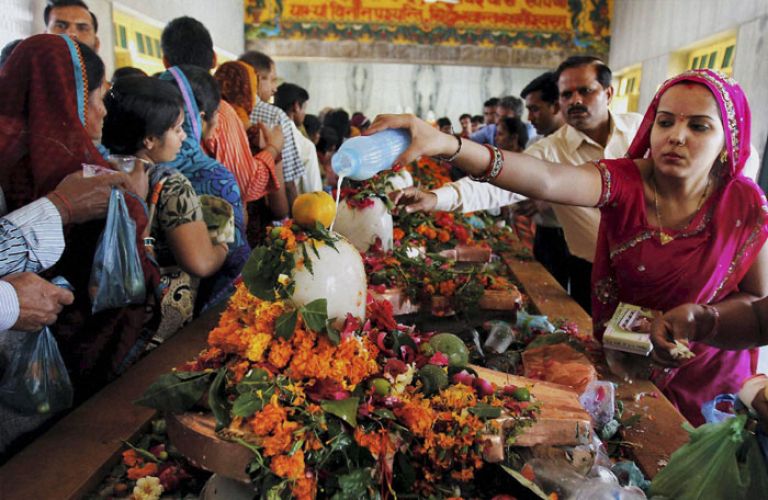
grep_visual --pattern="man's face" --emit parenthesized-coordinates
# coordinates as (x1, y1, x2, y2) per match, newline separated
(483, 105, 496, 125)
(293, 100, 307, 127)
(460, 117, 471, 132)
(557, 65, 612, 133)
(525, 90, 560, 136)
(258, 64, 279, 102)
(497, 105, 515, 120)
(46, 6, 99, 51)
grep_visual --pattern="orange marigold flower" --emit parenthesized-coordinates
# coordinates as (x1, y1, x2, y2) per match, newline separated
(438, 280, 457, 296)
(249, 397, 287, 436)
(291, 475, 317, 500)
(122, 449, 140, 467)
(126, 462, 158, 480)
(262, 423, 296, 456)
(229, 359, 251, 384)
(393, 227, 405, 241)
(438, 230, 451, 243)
(304, 432, 323, 452)
(395, 399, 436, 436)
(270, 450, 305, 479)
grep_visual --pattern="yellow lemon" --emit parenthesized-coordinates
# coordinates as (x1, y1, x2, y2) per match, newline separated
(292, 191, 336, 229)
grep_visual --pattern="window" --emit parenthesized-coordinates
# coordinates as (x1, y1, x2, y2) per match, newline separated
(611, 67, 641, 114)
(145, 35, 154, 56)
(119, 25, 127, 48)
(136, 32, 145, 53)
(154, 39, 162, 58)
(686, 36, 736, 76)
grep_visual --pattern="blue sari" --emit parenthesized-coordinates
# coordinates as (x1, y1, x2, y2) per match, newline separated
(159, 67, 249, 308)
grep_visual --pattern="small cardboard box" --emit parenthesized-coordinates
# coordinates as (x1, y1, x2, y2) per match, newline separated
(602, 302, 656, 356)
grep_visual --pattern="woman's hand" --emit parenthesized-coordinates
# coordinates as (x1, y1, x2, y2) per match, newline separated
(366, 114, 457, 166)
(650, 303, 714, 366)
(259, 123, 284, 153)
(389, 187, 437, 213)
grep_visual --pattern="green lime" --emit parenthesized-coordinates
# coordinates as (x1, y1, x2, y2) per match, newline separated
(418, 364, 450, 396)
(370, 378, 391, 396)
(512, 387, 531, 402)
(270, 227, 282, 239)
(428, 333, 469, 368)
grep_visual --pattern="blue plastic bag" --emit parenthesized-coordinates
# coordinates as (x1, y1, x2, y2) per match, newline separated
(89, 188, 146, 312)
(0, 326, 73, 414)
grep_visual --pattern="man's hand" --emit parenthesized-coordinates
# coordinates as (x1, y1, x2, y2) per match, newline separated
(512, 199, 538, 217)
(389, 187, 438, 213)
(4, 273, 74, 332)
(48, 171, 132, 224)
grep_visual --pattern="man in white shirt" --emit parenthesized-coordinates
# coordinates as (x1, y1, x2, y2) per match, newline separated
(396, 57, 643, 312)
(274, 82, 323, 194)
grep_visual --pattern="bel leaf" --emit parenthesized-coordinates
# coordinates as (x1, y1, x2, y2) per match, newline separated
(275, 309, 298, 340)
(468, 403, 502, 420)
(332, 469, 374, 500)
(500, 465, 550, 500)
(325, 318, 341, 346)
(321, 397, 359, 427)
(134, 371, 212, 412)
(241, 246, 279, 300)
(232, 392, 266, 417)
(208, 367, 231, 431)
(300, 298, 328, 333)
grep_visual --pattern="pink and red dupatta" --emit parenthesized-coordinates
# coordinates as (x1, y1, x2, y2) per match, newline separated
(591, 70, 768, 425)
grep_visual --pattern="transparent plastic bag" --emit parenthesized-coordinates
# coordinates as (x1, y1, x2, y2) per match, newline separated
(0, 326, 73, 414)
(89, 188, 146, 312)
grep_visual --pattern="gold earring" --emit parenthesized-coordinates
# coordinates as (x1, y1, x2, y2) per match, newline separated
(720, 150, 728, 164)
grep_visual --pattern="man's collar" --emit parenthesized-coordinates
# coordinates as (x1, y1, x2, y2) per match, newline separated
(563, 109, 623, 152)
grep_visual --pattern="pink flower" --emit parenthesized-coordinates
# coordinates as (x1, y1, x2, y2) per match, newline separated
(428, 351, 449, 366)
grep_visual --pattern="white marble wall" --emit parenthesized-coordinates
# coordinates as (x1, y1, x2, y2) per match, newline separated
(611, 0, 768, 159)
(276, 60, 544, 126)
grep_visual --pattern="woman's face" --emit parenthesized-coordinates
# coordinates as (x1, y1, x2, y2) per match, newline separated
(495, 122, 520, 152)
(201, 109, 220, 142)
(650, 83, 725, 179)
(85, 78, 108, 141)
(145, 110, 186, 164)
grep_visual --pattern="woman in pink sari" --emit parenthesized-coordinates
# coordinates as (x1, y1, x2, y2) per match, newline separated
(373, 69, 768, 426)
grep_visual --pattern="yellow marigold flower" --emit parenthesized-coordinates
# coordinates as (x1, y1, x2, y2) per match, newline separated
(395, 399, 436, 436)
(133, 476, 163, 500)
(246, 331, 272, 362)
(277, 273, 291, 286)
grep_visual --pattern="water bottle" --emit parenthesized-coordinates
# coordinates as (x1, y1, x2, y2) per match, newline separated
(331, 129, 410, 181)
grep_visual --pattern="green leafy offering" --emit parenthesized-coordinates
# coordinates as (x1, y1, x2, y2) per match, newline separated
(332, 469, 376, 500)
(208, 367, 231, 430)
(275, 309, 298, 340)
(500, 465, 550, 499)
(321, 397, 360, 427)
(134, 371, 213, 412)
(468, 403, 502, 420)
(300, 298, 328, 333)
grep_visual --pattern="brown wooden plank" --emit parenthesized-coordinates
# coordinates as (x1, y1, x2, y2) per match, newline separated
(501, 252, 689, 479)
(0, 305, 223, 500)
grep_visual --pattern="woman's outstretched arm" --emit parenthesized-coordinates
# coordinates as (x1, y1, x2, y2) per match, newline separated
(367, 114, 604, 208)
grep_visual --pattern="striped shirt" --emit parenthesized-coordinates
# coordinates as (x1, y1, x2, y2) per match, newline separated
(204, 100, 279, 203)
(250, 98, 305, 182)
(0, 197, 65, 330)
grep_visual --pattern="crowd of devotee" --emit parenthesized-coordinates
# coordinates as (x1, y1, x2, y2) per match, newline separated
(2, 0, 768, 476)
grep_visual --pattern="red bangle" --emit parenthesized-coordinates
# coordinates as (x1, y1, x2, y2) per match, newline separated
(470, 144, 504, 182)
(49, 191, 73, 223)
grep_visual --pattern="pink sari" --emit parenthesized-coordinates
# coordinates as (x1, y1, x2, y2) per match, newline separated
(591, 70, 768, 426)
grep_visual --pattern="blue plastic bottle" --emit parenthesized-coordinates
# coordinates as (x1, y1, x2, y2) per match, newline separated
(331, 129, 410, 181)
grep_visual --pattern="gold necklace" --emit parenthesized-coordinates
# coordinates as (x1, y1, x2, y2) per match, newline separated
(652, 173, 711, 245)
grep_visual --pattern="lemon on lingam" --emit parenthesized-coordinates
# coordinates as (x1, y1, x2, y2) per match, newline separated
(292, 191, 336, 229)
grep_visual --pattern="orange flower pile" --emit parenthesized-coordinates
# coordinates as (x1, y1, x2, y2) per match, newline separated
(408, 156, 452, 189)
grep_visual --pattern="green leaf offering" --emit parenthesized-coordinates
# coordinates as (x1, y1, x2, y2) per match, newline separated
(468, 403, 502, 420)
(208, 367, 230, 431)
(232, 391, 267, 418)
(242, 246, 279, 300)
(321, 397, 359, 427)
(134, 371, 213, 412)
(325, 318, 341, 346)
(300, 298, 328, 333)
(332, 468, 375, 499)
(275, 309, 298, 340)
